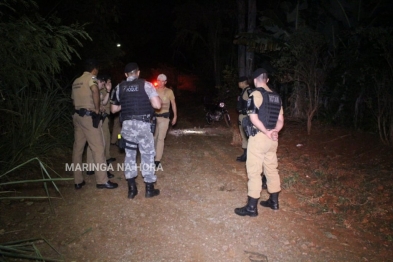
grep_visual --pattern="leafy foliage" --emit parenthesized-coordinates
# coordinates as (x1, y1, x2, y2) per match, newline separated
(0, 1, 88, 172)
(273, 28, 330, 134)
(0, 88, 73, 171)
(0, 0, 90, 94)
(234, 0, 393, 142)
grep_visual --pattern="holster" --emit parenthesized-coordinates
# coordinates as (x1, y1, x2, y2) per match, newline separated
(241, 116, 258, 137)
(92, 112, 101, 128)
(75, 108, 99, 128)
(118, 135, 138, 151)
(101, 112, 108, 123)
(150, 116, 157, 134)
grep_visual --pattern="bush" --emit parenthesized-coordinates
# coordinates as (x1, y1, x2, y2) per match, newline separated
(0, 87, 73, 173)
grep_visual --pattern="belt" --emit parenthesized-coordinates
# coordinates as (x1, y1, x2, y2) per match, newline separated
(128, 115, 151, 122)
(75, 108, 94, 116)
(155, 112, 170, 118)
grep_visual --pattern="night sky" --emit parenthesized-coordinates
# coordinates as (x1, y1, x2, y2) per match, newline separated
(28, 0, 393, 87)
(34, 0, 178, 70)
(112, 0, 177, 67)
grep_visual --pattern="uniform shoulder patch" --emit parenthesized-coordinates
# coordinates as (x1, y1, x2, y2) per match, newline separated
(92, 76, 98, 86)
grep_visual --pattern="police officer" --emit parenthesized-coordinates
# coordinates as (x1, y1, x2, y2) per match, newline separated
(111, 63, 162, 199)
(236, 76, 268, 189)
(71, 59, 118, 190)
(154, 74, 177, 168)
(234, 68, 284, 217)
(98, 75, 116, 163)
(85, 75, 115, 178)
(236, 76, 252, 162)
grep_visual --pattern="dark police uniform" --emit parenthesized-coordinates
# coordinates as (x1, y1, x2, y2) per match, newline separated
(111, 63, 160, 199)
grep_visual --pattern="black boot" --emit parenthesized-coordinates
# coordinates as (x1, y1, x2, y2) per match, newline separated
(236, 149, 247, 162)
(260, 192, 279, 210)
(145, 182, 160, 198)
(127, 178, 138, 199)
(107, 171, 114, 179)
(234, 196, 259, 217)
(262, 174, 267, 190)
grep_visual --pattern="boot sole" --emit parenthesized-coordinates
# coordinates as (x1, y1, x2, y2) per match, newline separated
(145, 191, 160, 198)
(260, 204, 279, 210)
(128, 193, 138, 199)
(234, 209, 258, 217)
(145, 194, 160, 198)
(235, 213, 258, 217)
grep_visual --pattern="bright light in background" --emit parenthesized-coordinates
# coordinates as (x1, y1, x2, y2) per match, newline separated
(116, 43, 121, 47)
(153, 81, 158, 87)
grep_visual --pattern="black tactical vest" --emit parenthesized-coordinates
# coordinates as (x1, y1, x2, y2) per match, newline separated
(119, 79, 153, 122)
(236, 87, 252, 114)
(255, 88, 282, 129)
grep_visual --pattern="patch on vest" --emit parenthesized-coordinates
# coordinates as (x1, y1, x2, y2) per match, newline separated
(125, 85, 139, 92)
(268, 94, 280, 104)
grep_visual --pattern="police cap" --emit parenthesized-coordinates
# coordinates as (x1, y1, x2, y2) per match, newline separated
(252, 68, 268, 79)
(124, 63, 139, 73)
(238, 76, 248, 83)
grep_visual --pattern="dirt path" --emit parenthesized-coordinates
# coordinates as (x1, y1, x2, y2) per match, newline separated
(1, 109, 392, 261)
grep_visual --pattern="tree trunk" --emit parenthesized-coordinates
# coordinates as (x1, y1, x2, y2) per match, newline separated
(307, 114, 312, 135)
(307, 109, 316, 135)
(246, 0, 256, 76)
(212, 21, 221, 87)
(388, 117, 393, 146)
(237, 0, 246, 76)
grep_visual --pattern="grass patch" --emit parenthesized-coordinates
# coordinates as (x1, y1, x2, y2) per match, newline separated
(1, 158, 73, 213)
(0, 237, 64, 261)
(282, 172, 299, 189)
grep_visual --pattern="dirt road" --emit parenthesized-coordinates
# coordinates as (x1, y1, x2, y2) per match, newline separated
(1, 107, 392, 262)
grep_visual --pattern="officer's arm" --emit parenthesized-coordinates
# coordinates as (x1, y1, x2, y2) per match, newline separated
(102, 81, 112, 105)
(249, 114, 268, 134)
(102, 92, 110, 106)
(110, 85, 121, 113)
(170, 99, 177, 125)
(111, 104, 121, 114)
(90, 85, 100, 114)
(275, 114, 284, 132)
(250, 114, 276, 140)
(150, 96, 162, 110)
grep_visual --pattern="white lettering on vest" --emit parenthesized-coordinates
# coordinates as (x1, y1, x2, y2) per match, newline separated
(126, 85, 139, 92)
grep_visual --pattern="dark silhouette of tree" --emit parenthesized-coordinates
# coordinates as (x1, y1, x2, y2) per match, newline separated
(173, 0, 236, 88)
(236, 0, 256, 77)
(233, 0, 393, 140)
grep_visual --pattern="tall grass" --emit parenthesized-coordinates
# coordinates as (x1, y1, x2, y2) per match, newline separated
(0, 157, 73, 216)
(0, 87, 73, 175)
(0, 237, 64, 261)
(0, 88, 74, 260)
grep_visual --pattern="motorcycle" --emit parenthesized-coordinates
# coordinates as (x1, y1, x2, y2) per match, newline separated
(203, 91, 231, 127)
